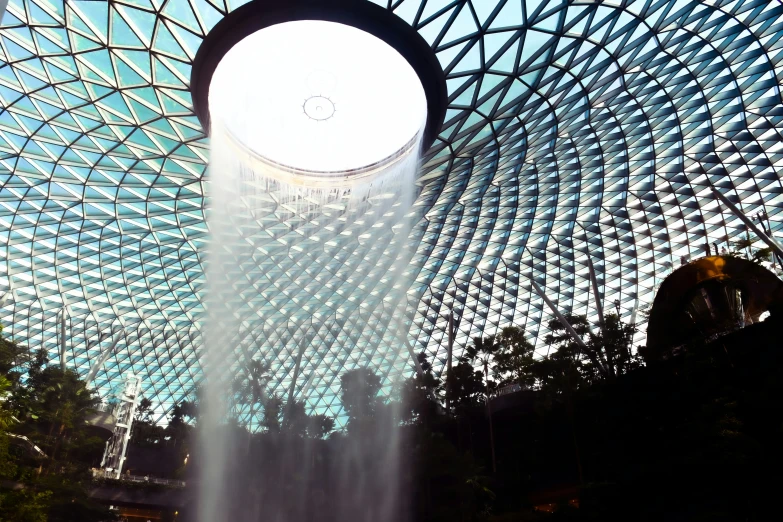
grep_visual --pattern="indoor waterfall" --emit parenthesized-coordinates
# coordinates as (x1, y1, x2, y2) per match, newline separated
(198, 121, 422, 521)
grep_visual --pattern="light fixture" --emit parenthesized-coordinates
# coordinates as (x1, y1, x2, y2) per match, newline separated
(191, 0, 447, 190)
(208, 21, 427, 188)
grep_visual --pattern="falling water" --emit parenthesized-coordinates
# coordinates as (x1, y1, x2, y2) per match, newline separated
(198, 118, 422, 521)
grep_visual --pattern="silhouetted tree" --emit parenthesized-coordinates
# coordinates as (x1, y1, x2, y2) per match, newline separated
(542, 313, 640, 385)
(260, 394, 283, 433)
(340, 368, 383, 432)
(444, 359, 484, 412)
(398, 352, 441, 426)
(464, 335, 501, 473)
(234, 358, 271, 428)
(166, 399, 196, 446)
(131, 397, 165, 446)
(281, 400, 309, 437)
(586, 313, 641, 379)
(135, 397, 153, 422)
(0, 325, 25, 378)
(494, 326, 537, 389)
(306, 413, 334, 439)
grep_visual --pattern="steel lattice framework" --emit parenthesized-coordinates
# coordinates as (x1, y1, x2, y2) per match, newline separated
(1, 0, 782, 424)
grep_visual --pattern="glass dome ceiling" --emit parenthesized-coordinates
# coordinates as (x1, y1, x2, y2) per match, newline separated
(1, 0, 782, 425)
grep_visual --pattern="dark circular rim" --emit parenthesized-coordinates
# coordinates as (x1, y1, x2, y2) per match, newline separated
(190, 0, 447, 151)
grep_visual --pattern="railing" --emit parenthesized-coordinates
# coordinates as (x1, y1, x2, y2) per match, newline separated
(7, 433, 46, 456)
(91, 468, 186, 488)
(497, 383, 522, 396)
(120, 475, 186, 488)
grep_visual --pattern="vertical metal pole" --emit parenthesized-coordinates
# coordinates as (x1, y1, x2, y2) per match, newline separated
(445, 309, 454, 411)
(711, 187, 783, 258)
(288, 348, 304, 407)
(586, 254, 605, 330)
(629, 297, 639, 326)
(287, 325, 310, 408)
(298, 370, 319, 400)
(59, 311, 66, 369)
(54, 312, 59, 361)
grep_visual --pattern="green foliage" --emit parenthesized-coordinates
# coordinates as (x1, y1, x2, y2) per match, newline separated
(544, 314, 590, 348)
(0, 326, 26, 383)
(0, 324, 119, 522)
(529, 342, 585, 405)
(131, 397, 166, 446)
(0, 376, 15, 433)
(38, 474, 117, 522)
(450, 313, 639, 406)
(9, 348, 48, 422)
(168, 400, 197, 428)
(280, 400, 335, 439)
(586, 314, 642, 379)
(572, 325, 783, 520)
(463, 335, 501, 389)
(727, 231, 776, 268)
(0, 489, 51, 522)
(730, 234, 754, 257)
(260, 394, 283, 433)
(38, 367, 100, 433)
(0, 435, 17, 479)
(408, 430, 494, 522)
(135, 397, 153, 422)
(281, 400, 309, 437)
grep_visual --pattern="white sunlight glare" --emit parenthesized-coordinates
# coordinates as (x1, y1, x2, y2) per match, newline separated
(209, 20, 428, 173)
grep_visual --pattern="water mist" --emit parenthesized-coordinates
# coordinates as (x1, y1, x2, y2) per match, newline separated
(196, 20, 428, 522)
(199, 127, 426, 522)
(198, 126, 421, 522)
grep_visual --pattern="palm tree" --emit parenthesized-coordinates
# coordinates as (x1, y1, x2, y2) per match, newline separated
(261, 394, 283, 433)
(494, 326, 537, 389)
(464, 335, 501, 473)
(732, 232, 754, 259)
(306, 414, 334, 439)
(235, 359, 271, 430)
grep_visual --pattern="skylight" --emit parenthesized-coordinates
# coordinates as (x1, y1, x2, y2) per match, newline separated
(208, 21, 427, 185)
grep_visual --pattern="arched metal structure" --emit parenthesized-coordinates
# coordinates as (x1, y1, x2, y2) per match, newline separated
(646, 255, 783, 354)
